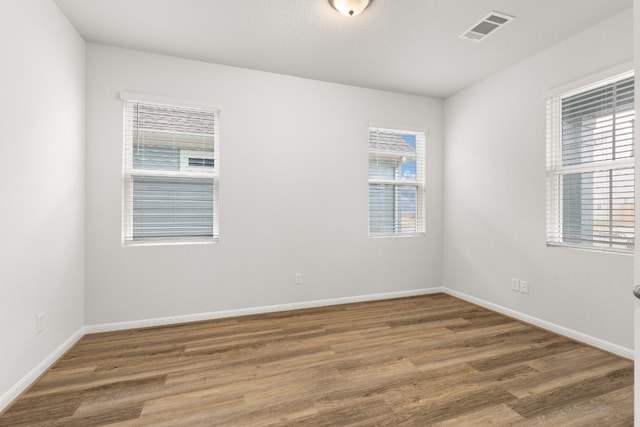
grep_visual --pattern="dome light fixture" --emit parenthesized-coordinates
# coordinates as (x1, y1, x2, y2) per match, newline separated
(328, 0, 370, 17)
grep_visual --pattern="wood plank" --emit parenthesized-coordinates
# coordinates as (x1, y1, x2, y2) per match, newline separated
(508, 366, 634, 419)
(0, 294, 633, 426)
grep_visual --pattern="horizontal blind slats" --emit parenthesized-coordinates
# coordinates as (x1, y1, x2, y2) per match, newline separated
(123, 99, 220, 243)
(368, 127, 425, 235)
(546, 74, 635, 252)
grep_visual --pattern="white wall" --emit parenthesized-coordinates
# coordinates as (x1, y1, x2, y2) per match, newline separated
(0, 0, 85, 403)
(85, 44, 444, 326)
(443, 10, 634, 351)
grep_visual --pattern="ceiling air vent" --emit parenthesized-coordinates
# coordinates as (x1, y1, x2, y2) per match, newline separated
(460, 11, 515, 42)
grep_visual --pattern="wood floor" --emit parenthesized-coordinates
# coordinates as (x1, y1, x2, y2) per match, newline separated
(0, 294, 633, 426)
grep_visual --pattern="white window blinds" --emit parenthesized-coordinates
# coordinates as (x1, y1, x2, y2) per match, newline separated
(546, 72, 634, 252)
(369, 127, 426, 236)
(123, 98, 219, 244)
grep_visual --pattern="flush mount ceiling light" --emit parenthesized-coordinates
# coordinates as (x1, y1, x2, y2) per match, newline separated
(329, 0, 370, 17)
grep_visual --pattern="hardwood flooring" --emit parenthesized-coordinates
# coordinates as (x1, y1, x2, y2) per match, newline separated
(0, 294, 633, 426)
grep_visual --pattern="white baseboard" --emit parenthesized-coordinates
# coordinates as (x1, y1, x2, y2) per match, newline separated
(3, 286, 632, 415)
(1, 288, 441, 412)
(444, 288, 634, 360)
(85, 287, 444, 334)
(0, 327, 85, 413)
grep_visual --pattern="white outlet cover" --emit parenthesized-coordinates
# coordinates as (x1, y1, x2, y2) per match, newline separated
(520, 281, 529, 294)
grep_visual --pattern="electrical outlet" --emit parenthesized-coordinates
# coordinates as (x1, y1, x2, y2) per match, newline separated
(520, 280, 529, 294)
(295, 273, 302, 285)
(37, 313, 45, 333)
(511, 278, 520, 291)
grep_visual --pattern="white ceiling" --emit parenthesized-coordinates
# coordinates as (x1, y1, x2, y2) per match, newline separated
(53, 0, 632, 98)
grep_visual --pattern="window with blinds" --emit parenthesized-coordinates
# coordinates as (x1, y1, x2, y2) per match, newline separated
(369, 127, 426, 236)
(546, 72, 634, 253)
(122, 97, 219, 244)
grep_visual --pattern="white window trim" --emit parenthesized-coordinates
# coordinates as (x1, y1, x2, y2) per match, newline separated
(368, 125, 427, 237)
(545, 68, 634, 254)
(120, 91, 221, 112)
(121, 94, 220, 246)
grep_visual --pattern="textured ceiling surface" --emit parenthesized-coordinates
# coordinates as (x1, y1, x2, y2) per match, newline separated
(53, 0, 632, 98)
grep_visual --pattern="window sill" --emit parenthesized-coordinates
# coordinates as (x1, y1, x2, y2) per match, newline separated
(546, 242, 633, 256)
(369, 232, 426, 239)
(123, 239, 218, 248)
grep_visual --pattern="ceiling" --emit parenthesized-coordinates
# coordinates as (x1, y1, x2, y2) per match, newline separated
(53, 0, 632, 98)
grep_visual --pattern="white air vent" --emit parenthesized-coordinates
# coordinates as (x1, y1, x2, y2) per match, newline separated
(460, 11, 515, 42)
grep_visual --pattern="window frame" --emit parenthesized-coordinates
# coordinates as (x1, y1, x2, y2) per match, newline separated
(368, 125, 427, 238)
(121, 93, 220, 246)
(545, 68, 635, 254)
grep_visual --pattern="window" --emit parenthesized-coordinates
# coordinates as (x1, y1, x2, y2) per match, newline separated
(122, 97, 219, 244)
(180, 149, 215, 171)
(369, 127, 426, 236)
(546, 72, 634, 253)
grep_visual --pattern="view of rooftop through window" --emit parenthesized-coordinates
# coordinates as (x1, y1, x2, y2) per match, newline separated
(369, 128, 425, 235)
